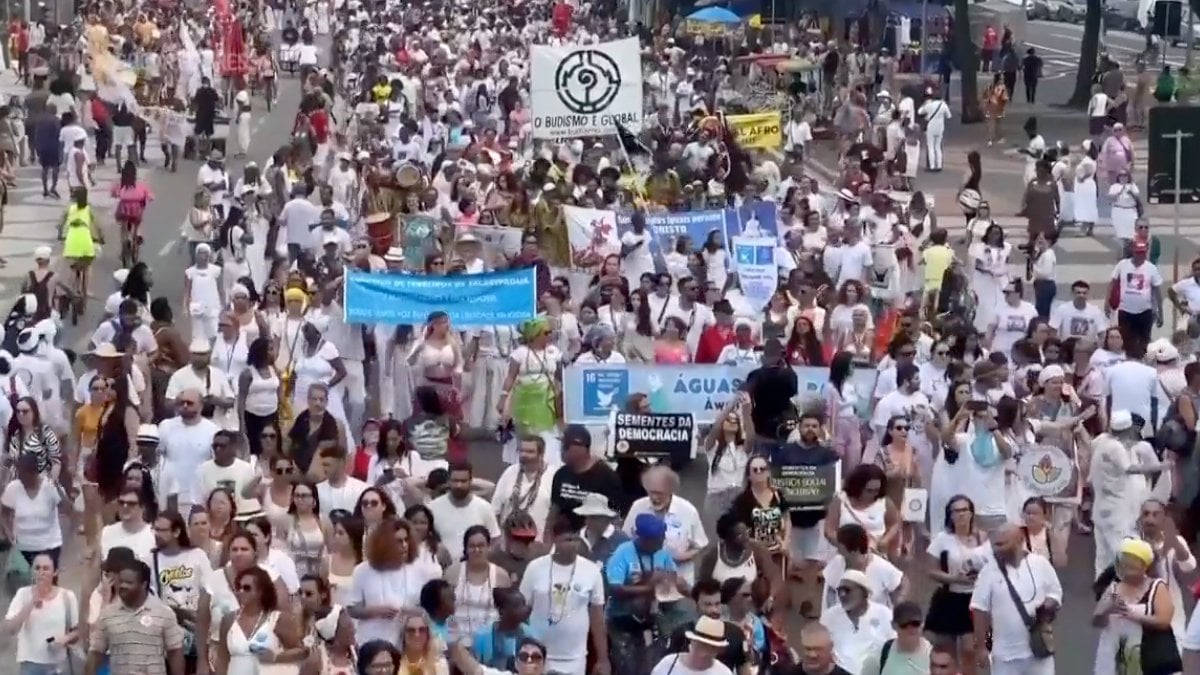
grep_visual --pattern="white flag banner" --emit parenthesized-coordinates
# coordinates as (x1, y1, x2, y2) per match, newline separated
(563, 205, 621, 267)
(530, 37, 644, 140)
(732, 236, 778, 311)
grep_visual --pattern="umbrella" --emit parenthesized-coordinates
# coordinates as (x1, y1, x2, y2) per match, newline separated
(684, 6, 745, 36)
(686, 6, 743, 23)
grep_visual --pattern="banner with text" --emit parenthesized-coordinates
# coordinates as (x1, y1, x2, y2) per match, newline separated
(608, 412, 695, 461)
(731, 236, 778, 308)
(771, 460, 841, 510)
(530, 37, 644, 140)
(564, 364, 879, 425)
(344, 269, 537, 326)
(726, 111, 783, 149)
(615, 202, 779, 257)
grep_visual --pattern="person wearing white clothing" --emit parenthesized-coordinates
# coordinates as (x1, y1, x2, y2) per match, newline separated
(1049, 281, 1109, 340)
(820, 569, 896, 673)
(622, 466, 709, 586)
(918, 95, 953, 171)
(783, 111, 812, 161)
(0, 553, 79, 675)
(519, 522, 608, 675)
(969, 525, 1062, 675)
(1108, 172, 1141, 243)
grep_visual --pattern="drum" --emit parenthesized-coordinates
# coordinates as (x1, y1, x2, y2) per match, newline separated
(395, 162, 423, 189)
(364, 211, 394, 255)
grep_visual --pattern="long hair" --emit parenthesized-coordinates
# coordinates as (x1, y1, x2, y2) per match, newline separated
(95, 376, 132, 495)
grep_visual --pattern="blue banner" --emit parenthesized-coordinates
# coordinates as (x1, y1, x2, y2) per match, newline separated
(344, 269, 537, 326)
(563, 363, 879, 425)
(732, 236, 778, 309)
(614, 201, 778, 258)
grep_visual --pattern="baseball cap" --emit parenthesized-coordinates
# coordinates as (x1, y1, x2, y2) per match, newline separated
(562, 424, 592, 450)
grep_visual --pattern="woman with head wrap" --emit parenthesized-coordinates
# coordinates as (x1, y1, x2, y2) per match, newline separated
(1092, 536, 1180, 675)
(497, 317, 564, 465)
(183, 242, 224, 341)
(272, 285, 312, 410)
(291, 317, 353, 451)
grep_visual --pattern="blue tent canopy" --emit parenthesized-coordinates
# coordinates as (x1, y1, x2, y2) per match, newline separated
(687, 6, 745, 22)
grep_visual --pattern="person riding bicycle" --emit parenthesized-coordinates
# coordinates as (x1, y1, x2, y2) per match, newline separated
(110, 160, 154, 265)
(60, 186, 104, 306)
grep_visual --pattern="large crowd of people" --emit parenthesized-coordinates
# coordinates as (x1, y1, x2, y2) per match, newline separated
(0, 0, 1199, 674)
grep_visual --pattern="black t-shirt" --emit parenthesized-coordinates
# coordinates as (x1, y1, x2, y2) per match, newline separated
(667, 622, 747, 672)
(770, 442, 840, 529)
(729, 489, 785, 551)
(551, 460, 625, 527)
(746, 365, 798, 440)
(194, 87, 220, 117)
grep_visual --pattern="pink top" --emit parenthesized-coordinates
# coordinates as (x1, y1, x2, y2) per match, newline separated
(654, 342, 690, 364)
(111, 182, 154, 204)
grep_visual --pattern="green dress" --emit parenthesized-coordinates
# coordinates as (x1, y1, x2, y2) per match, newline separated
(510, 346, 559, 436)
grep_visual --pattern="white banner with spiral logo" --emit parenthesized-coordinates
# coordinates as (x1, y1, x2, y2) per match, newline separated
(530, 37, 644, 140)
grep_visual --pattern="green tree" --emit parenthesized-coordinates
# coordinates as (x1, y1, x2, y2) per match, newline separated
(955, 0, 984, 122)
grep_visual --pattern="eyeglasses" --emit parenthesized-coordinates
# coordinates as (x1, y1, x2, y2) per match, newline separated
(516, 652, 545, 663)
(750, 465, 770, 474)
(404, 625, 429, 635)
(237, 584, 256, 592)
(892, 425, 909, 432)
(361, 499, 381, 507)
(118, 499, 140, 507)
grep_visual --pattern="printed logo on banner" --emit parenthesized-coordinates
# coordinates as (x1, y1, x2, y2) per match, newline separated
(555, 49, 622, 114)
(582, 368, 629, 415)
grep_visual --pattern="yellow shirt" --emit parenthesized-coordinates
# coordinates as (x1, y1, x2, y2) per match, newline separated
(371, 84, 392, 103)
(922, 245, 954, 292)
(66, 203, 93, 227)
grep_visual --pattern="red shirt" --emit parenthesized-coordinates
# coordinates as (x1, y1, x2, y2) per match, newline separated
(351, 447, 374, 481)
(309, 109, 330, 143)
(90, 98, 110, 124)
(552, 2, 573, 36)
(695, 325, 735, 364)
(983, 27, 999, 49)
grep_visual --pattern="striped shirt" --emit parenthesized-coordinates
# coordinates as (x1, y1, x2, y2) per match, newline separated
(89, 595, 184, 675)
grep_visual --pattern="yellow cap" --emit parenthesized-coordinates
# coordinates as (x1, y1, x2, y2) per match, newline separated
(1119, 537, 1154, 566)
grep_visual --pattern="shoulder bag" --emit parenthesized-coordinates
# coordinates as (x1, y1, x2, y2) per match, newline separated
(1139, 579, 1183, 675)
(998, 559, 1054, 659)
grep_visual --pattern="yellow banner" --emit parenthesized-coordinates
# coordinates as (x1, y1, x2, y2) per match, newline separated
(726, 112, 783, 149)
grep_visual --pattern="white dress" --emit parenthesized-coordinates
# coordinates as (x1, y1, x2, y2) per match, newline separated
(1109, 183, 1140, 240)
(1075, 157, 1100, 224)
(1093, 579, 1166, 675)
(187, 264, 224, 341)
(223, 224, 252, 301)
(226, 610, 299, 675)
(244, 213, 271, 293)
(1053, 159, 1075, 223)
(292, 341, 353, 450)
(969, 243, 1012, 333)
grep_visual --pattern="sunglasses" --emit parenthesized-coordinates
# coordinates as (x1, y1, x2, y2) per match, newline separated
(750, 465, 770, 474)
(899, 620, 922, 629)
(275, 467, 293, 475)
(517, 652, 545, 663)
(404, 625, 429, 635)
(361, 499, 382, 507)
(892, 425, 909, 432)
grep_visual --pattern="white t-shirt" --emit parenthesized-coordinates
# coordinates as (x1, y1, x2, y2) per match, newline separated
(1112, 259, 1162, 315)
(520, 554, 606, 675)
(4, 587, 78, 664)
(1104, 361, 1159, 432)
(428, 494, 502, 560)
(349, 559, 442, 645)
(989, 301, 1038, 357)
(100, 522, 157, 567)
(1049, 302, 1108, 340)
(1173, 277, 1200, 315)
(1088, 92, 1110, 117)
(621, 230, 655, 286)
(151, 548, 213, 614)
(264, 548, 301, 594)
(837, 241, 873, 287)
(490, 465, 559, 541)
(192, 458, 262, 516)
(821, 554, 904, 611)
(820, 601, 897, 673)
(926, 532, 991, 594)
(157, 417, 220, 507)
(0, 479, 63, 551)
(623, 497, 709, 586)
(953, 432, 1007, 517)
(298, 44, 320, 65)
(970, 554, 1062, 661)
(316, 477, 370, 519)
(650, 655, 734, 675)
(871, 390, 932, 435)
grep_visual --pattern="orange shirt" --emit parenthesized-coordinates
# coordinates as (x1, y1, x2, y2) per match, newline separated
(75, 403, 104, 449)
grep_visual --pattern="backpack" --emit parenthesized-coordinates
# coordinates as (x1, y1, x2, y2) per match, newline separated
(880, 639, 895, 669)
(1156, 390, 1198, 456)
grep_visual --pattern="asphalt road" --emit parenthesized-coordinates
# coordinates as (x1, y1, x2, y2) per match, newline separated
(0, 30, 1184, 675)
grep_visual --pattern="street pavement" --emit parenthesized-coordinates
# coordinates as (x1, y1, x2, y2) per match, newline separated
(0, 32, 1184, 675)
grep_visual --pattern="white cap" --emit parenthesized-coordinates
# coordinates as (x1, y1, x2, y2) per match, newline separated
(1110, 410, 1134, 431)
(188, 337, 212, 353)
(33, 246, 52, 261)
(136, 424, 160, 444)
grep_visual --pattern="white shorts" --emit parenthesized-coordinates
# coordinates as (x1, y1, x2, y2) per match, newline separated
(112, 125, 134, 146)
(789, 521, 833, 563)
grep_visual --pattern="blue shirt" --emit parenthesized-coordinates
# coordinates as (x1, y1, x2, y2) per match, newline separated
(604, 540, 677, 617)
(472, 624, 531, 669)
